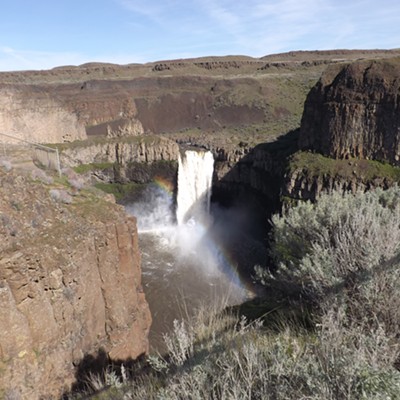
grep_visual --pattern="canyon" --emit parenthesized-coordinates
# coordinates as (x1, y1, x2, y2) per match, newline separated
(2, 49, 400, 398)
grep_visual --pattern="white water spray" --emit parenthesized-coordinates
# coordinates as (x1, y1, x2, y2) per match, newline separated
(125, 149, 249, 350)
(176, 150, 214, 225)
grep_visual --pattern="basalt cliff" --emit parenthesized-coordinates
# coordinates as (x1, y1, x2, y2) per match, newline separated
(0, 167, 151, 399)
(299, 58, 400, 164)
(2, 50, 399, 145)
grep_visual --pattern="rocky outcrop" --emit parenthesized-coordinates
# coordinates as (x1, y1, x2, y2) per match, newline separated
(283, 165, 390, 202)
(0, 169, 151, 399)
(299, 58, 400, 165)
(60, 135, 180, 167)
(86, 118, 144, 138)
(280, 148, 400, 203)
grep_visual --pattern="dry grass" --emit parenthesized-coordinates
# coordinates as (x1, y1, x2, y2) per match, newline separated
(72, 302, 400, 399)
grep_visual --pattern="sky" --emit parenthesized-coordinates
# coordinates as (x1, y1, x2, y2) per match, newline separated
(0, 0, 399, 71)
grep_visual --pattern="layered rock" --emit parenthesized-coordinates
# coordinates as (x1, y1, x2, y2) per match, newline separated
(299, 58, 400, 164)
(60, 135, 180, 167)
(0, 169, 151, 399)
(1, 50, 399, 148)
(282, 154, 397, 202)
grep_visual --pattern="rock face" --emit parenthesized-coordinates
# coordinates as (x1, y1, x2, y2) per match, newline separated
(60, 136, 180, 167)
(299, 58, 400, 164)
(282, 162, 393, 202)
(2, 50, 399, 147)
(0, 75, 268, 144)
(0, 169, 151, 399)
(0, 84, 86, 143)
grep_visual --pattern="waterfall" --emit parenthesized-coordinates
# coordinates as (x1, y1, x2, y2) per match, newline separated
(176, 150, 214, 225)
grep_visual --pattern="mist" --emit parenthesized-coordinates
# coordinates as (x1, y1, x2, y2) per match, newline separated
(124, 149, 267, 350)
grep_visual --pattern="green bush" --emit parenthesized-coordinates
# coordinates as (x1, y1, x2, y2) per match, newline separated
(261, 187, 400, 352)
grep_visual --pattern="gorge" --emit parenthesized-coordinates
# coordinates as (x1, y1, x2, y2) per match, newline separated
(127, 148, 262, 351)
(2, 49, 400, 398)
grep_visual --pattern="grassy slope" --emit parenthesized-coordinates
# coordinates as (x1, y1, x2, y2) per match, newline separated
(288, 151, 400, 183)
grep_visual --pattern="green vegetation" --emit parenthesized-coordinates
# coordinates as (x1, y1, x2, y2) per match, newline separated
(73, 162, 114, 174)
(69, 188, 400, 400)
(47, 134, 167, 153)
(94, 182, 143, 201)
(289, 151, 400, 182)
(268, 187, 400, 309)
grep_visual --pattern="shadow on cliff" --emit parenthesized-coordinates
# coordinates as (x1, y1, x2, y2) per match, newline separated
(61, 349, 147, 399)
(208, 129, 300, 278)
(212, 128, 299, 234)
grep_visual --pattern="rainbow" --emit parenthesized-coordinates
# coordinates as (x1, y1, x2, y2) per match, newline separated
(200, 222, 258, 298)
(153, 176, 174, 197)
(146, 176, 257, 299)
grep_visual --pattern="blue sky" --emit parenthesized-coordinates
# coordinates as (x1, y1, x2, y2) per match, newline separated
(0, 0, 399, 71)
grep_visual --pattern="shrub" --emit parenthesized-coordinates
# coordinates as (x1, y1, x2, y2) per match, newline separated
(0, 157, 12, 171)
(77, 304, 400, 400)
(31, 169, 53, 184)
(49, 189, 72, 204)
(267, 187, 400, 322)
(62, 167, 86, 190)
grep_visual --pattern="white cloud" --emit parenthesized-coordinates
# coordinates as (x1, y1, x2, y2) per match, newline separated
(192, 0, 400, 56)
(116, 0, 164, 19)
(192, 0, 332, 55)
(198, 0, 240, 29)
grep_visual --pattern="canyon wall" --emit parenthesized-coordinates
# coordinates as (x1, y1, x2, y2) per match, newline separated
(0, 84, 86, 143)
(0, 75, 267, 144)
(282, 57, 400, 201)
(60, 135, 180, 167)
(0, 169, 151, 399)
(0, 52, 335, 145)
(213, 57, 400, 207)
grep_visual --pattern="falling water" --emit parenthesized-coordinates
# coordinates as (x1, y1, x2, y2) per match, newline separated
(176, 150, 214, 225)
(126, 148, 252, 351)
